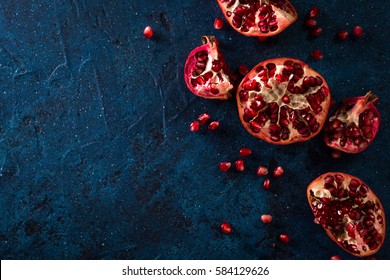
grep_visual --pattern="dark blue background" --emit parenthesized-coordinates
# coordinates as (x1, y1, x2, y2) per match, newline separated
(0, 0, 389, 260)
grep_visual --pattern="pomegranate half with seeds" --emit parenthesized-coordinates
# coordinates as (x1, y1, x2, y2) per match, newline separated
(324, 92, 380, 154)
(237, 58, 331, 144)
(184, 36, 235, 100)
(307, 172, 386, 257)
(217, 0, 297, 37)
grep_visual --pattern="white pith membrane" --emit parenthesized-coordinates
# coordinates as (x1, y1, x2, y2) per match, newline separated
(188, 44, 233, 98)
(220, 0, 296, 35)
(238, 60, 329, 143)
(326, 93, 379, 153)
(309, 174, 385, 255)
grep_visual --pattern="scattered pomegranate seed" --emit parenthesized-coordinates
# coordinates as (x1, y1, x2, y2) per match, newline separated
(257, 36, 268, 42)
(353, 26, 364, 38)
(219, 162, 231, 172)
(330, 255, 342, 260)
(235, 159, 245, 172)
(311, 50, 323, 60)
(208, 121, 220, 131)
(143, 26, 153, 39)
(331, 150, 342, 159)
(261, 214, 273, 224)
(273, 166, 284, 178)
(310, 26, 323, 38)
(198, 113, 211, 124)
(220, 222, 232, 234)
(239, 148, 252, 157)
(263, 179, 271, 190)
(189, 121, 200, 132)
(257, 166, 269, 177)
(238, 64, 249, 76)
(304, 18, 317, 29)
(308, 6, 320, 18)
(214, 17, 224, 30)
(279, 234, 290, 244)
(336, 29, 349, 41)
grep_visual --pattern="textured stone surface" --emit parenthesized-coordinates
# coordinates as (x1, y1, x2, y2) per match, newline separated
(0, 0, 389, 259)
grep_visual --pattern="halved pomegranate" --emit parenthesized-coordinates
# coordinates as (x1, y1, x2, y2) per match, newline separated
(184, 36, 235, 100)
(307, 172, 386, 257)
(217, 0, 297, 37)
(237, 58, 331, 144)
(324, 92, 380, 153)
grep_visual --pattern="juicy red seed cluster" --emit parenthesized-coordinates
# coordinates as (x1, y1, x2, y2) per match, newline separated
(304, 6, 322, 38)
(309, 174, 383, 254)
(257, 165, 284, 190)
(336, 26, 364, 41)
(219, 148, 253, 173)
(190, 113, 220, 132)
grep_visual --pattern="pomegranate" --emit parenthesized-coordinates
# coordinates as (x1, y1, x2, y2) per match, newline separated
(184, 36, 235, 100)
(219, 162, 231, 172)
(257, 166, 268, 176)
(220, 222, 232, 234)
(261, 214, 273, 224)
(143, 26, 153, 38)
(353, 26, 364, 38)
(208, 121, 220, 131)
(217, 0, 297, 37)
(235, 159, 245, 171)
(239, 147, 252, 157)
(279, 233, 290, 244)
(237, 58, 331, 144)
(214, 17, 224, 29)
(307, 172, 386, 257)
(323, 92, 380, 154)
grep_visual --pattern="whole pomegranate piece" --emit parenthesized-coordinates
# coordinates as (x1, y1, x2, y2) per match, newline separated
(237, 58, 331, 144)
(307, 172, 386, 257)
(324, 92, 380, 153)
(184, 36, 235, 100)
(217, 0, 297, 37)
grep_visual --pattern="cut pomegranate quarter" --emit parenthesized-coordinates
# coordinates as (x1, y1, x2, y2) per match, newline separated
(237, 58, 331, 144)
(307, 172, 386, 257)
(184, 36, 235, 100)
(217, 0, 297, 37)
(324, 92, 380, 154)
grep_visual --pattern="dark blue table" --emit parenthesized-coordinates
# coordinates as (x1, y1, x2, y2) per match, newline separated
(0, 0, 389, 259)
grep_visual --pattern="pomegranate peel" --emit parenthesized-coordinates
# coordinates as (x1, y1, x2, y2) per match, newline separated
(307, 172, 386, 257)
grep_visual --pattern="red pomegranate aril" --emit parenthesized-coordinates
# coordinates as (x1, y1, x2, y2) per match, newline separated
(353, 26, 364, 38)
(208, 121, 220, 131)
(304, 18, 317, 29)
(279, 234, 290, 244)
(263, 179, 271, 190)
(261, 214, 273, 224)
(308, 6, 320, 18)
(257, 36, 268, 42)
(235, 159, 245, 172)
(190, 121, 200, 132)
(310, 26, 323, 38)
(257, 166, 269, 176)
(220, 222, 232, 234)
(311, 50, 323, 60)
(331, 149, 342, 159)
(336, 29, 349, 41)
(273, 166, 284, 178)
(214, 17, 224, 30)
(219, 162, 231, 172)
(143, 26, 153, 38)
(331, 255, 342, 260)
(239, 148, 252, 157)
(197, 113, 210, 124)
(238, 64, 249, 76)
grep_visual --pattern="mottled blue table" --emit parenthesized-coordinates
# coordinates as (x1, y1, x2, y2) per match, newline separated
(0, 0, 389, 259)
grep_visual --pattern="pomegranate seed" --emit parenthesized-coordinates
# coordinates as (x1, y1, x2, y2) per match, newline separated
(279, 234, 290, 244)
(257, 166, 269, 176)
(214, 18, 224, 30)
(330, 255, 342, 260)
(353, 26, 364, 38)
(189, 121, 200, 132)
(308, 6, 320, 18)
(263, 179, 271, 190)
(310, 26, 323, 38)
(261, 214, 273, 224)
(257, 36, 268, 43)
(239, 148, 252, 157)
(273, 166, 284, 178)
(198, 113, 210, 124)
(282, 94, 290, 104)
(336, 29, 349, 41)
(220, 222, 232, 234)
(219, 162, 231, 172)
(238, 64, 249, 76)
(304, 18, 317, 29)
(331, 150, 342, 159)
(235, 159, 245, 172)
(143, 26, 153, 38)
(311, 50, 323, 60)
(208, 121, 220, 131)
